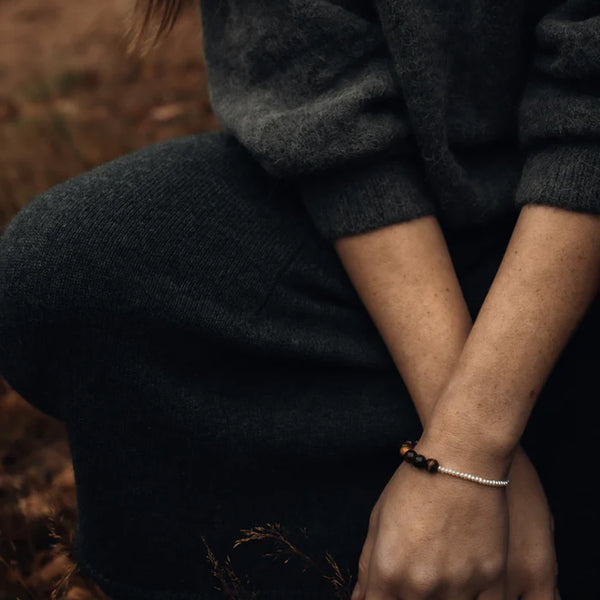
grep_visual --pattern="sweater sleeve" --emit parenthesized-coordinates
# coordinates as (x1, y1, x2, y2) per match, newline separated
(198, 0, 436, 241)
(514, 0, 600, 215)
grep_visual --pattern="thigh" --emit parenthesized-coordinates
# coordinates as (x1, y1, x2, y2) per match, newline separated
(0, 131, 315, 416)
(0, 131, 311, 335)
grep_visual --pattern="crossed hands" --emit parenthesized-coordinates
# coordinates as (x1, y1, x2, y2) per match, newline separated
(351, 437, 559, 600)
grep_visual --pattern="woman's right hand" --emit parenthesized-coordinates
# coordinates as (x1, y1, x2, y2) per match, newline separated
(351, 435, 510, 599)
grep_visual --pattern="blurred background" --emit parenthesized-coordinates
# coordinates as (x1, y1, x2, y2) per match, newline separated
(1, 1, 220, 596)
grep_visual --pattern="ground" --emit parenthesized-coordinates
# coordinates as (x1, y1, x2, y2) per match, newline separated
(0, 0, 219, 228)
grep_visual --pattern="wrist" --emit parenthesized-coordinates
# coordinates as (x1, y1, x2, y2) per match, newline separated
(416, 412, 518, 483)
(427, 381, 521, 458)
(413, 432, 514, 484)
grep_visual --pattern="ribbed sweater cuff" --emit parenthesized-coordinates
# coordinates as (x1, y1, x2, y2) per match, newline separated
(515, 143, 600, 215)
(296, 156, 437, 241)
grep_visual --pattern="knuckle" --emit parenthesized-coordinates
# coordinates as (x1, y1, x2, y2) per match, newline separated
(406, 567, 439, 596)
(370, 562, 400, 592)
(474, 554, 504, 581)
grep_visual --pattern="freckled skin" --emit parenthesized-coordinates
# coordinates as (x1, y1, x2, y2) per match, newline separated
(335, 204, 600, 598)
(430, 204, 600, 450)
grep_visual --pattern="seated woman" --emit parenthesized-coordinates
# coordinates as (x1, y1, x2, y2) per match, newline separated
(1, 0, 599, 598)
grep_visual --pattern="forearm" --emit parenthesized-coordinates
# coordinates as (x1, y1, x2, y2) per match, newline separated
(333, 214, 472, 426)
(427, 204, 600, 469)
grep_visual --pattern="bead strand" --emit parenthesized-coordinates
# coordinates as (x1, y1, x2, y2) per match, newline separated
(436, 466, 509, 487)
(399, 440, 510, 488)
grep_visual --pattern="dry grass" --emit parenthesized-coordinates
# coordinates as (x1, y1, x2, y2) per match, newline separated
(0, 391, 355, 598)
(0, 390, 109, 600)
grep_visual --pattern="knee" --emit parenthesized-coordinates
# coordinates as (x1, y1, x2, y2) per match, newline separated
(0, 176, 89, 325)
(0, 195, 70, 413)
(0, 128, 304, 334)
(0, 131, 246, 324)
(0, 142, 149, 328)
(0, 142, 171, 407)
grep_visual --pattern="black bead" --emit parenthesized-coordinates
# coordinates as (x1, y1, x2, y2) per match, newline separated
(413, 454, 427, 469)
(404, 450, 416, 463)
(426, 458, 439, 473)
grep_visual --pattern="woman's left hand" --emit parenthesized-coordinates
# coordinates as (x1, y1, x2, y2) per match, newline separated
(351, 436, 510, 599)
(504, 446, 559, 599)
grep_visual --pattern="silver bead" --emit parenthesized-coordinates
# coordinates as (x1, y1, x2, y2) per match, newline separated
(437, 464, 509, 487)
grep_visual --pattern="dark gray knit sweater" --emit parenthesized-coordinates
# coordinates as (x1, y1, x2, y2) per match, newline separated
(199, 0, 600, 241)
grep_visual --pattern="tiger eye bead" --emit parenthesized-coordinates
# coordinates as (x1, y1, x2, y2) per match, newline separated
(425, 458, 439, 473)
(413, 454, 427, 469)
(399, 443, 414, 458)
(404, 450, 416, 463)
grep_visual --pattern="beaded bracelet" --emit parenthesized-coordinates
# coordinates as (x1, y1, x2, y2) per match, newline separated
(399, 440, 510, 488)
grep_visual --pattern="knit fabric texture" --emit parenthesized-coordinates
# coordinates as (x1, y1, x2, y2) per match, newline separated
(1, 132, 599, 598)
(199, 0, 600, 240)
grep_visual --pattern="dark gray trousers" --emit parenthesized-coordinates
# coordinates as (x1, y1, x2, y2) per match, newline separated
(0, 131, 597, 599)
